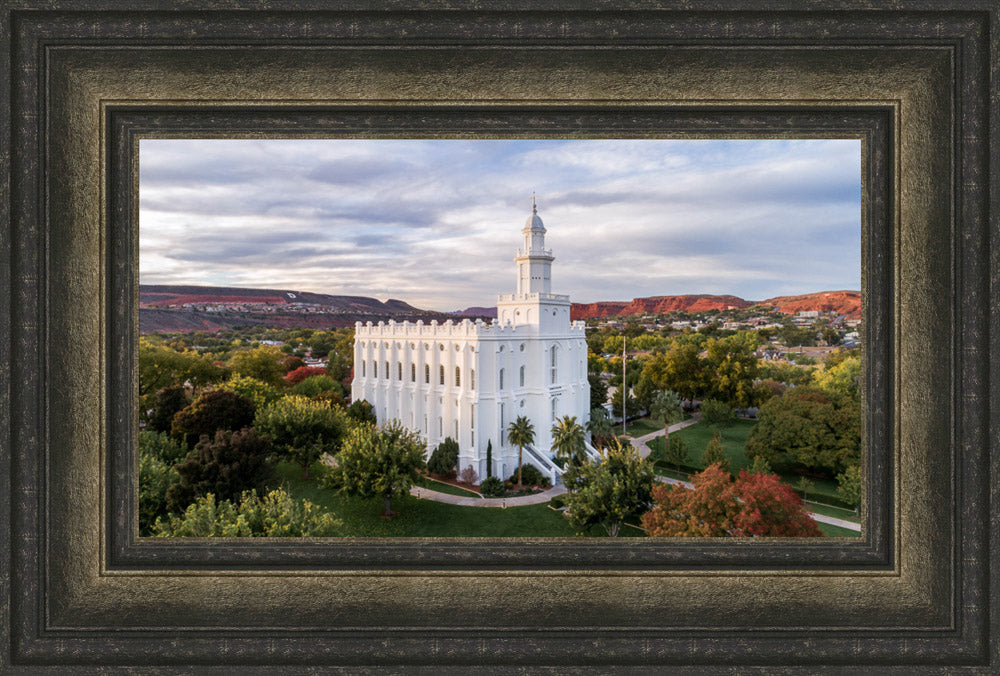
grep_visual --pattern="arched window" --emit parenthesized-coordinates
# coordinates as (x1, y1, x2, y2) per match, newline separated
(499, 368, 504, 390)
(425, 364, 430, 384)
(550, 345, 558, 384)
(411, 363, 416, 382)
(455, 366, 461, 387)
(470, 369, 475, 390)
(373, 361, 378, 378)
(519, 365, 525, 387)
(362, 360, 366, 377)
(398, 361, 402, 380)
(384, 361, 389, 379)
(439, 365, 445, 385)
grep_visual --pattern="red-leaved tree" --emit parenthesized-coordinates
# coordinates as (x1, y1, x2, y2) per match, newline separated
(284, 365, 329, 386)
(642, 463, 822, 537)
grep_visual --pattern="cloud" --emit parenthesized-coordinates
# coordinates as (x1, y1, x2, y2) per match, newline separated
(139, 139, 861, 310)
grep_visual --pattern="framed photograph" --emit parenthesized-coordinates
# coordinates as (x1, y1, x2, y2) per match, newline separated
(3, 2, 996, 670)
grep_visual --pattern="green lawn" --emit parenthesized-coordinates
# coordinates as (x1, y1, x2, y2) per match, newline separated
(816, 522, 860, 538)
(415, 475, 481, 498)
(621, 416, 662, 438)
(277, 462, 589, 537)
(648, 419, 757, 473)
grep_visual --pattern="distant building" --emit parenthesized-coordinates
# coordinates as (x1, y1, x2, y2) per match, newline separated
(352, 203, 594, 483)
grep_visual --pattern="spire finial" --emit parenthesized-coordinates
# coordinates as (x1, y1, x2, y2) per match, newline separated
(531, 191, 537, 213)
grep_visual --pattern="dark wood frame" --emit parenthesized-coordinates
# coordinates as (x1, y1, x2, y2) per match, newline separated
(2, 2, 997, 670)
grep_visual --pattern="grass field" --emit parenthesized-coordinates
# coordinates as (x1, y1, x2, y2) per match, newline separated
(816, 522, 860, 538)
(277, 462, 587, 537)
(415, 475, 481, 498)
(621, 416, 663, 438)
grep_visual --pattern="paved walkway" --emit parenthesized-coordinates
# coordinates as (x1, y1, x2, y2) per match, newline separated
(410, 483, 567, 507)
(627, 417, 701, 459)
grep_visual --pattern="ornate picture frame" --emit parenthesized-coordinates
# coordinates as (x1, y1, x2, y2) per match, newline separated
(2, 2, 996, 670)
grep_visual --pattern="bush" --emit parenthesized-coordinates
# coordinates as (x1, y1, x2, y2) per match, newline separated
(508, 462, 550, 488)
(284, 365, 330, 386)
(254, 396, 347, 478)
(548, 493, 568, 509)
(479, 475, 506, 497)
(290, 374, 343, 398)
(216, 374, 282, 409)
(152, 489, 342, 537)
(138, 452, 179, 534)
(146, 385, 190, 433)
(699, 398, 735, 426)
(138, 429, 189, 465)
(427, 437, 459, 477)
(346, 399, 376, 426)
(170, 389, 257, 449)
(459, 465, 479, 485)
(165, 427, 276, 514)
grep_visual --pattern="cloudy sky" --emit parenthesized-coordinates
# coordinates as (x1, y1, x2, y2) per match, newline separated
(139, 138, 861, 312)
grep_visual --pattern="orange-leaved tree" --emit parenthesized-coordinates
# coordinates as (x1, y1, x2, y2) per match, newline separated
(642, 464, 821, 537)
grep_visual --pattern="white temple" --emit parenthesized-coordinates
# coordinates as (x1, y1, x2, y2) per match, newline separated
(351, 201, 595, 484)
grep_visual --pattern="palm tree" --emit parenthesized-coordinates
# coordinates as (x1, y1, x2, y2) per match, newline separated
(507, 416, 535, 490)
(586, 407, 613, 456)
(551, 415, 587, 468)
(649, 389, 684, 449)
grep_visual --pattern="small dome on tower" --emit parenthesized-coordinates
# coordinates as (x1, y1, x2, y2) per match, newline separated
(523, 199, 546, 233)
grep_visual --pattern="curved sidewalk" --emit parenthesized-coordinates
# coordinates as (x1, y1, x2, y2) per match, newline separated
(410, 483, 566, 507)
(627, 416, 701, 459)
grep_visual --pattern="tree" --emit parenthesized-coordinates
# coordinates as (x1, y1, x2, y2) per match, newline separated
(836, 464, 862, 515)
(702, 430, 730, 473)
(216, 374, 282, 408)
(346, 399, 377, 426)
(146, 385, 191, 433)
(588, 372, 609, 411)
(170, 389, 257, 449)
(284, 365, 329, 386)
(586, 407, 614, 453)
(649, 389, 684, 448)
(812, 355, 862, 404)
(703, 331, 760, 407)
(322, 421, 427, 517)
(166, 427, 276, 514)
(152, 489, 341, 537)
(749, 455, 773, 475)
(640, 342, 708, 402)
(281, 355, 306, 374)
(506, 416, 536, 490)
(138, 338, 227, 400)
(254, 396, 347, 478)
(138, 445, 180, 535)
(642, 464, 822, 537)
(562, 440, 654, 537)
(228, 346, 285, 386)
(663, 436, 691, 473)
(427, 437, 459, 477)
(551, 415, 587, 468)
(744, 386, 861, 476)
(796, 476, 814, 503)
(699, 398, 735, 427)
(632, 373, 658, 413)
(485, 439, 493, 478)
(290, 374, 343, 399)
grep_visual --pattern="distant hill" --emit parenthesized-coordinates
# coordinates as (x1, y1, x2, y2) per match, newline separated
(139, 284, 862, 334)
(139, 284, 444, 334)
(570, 291, 861, 320)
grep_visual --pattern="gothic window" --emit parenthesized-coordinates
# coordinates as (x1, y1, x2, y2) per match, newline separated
(398, 361, 402, 380)
(470, 369, 475, 390)
(425, 364, 430, 384)
(499, 368, 504, 390)
(362, 361, 365, 377)
(439, 365, 445, 385)
(550, 345, 558, 384)
(373, 361, 378, 378)
(384, 362, 389, 379)
(411, 363, 416, 382)
(455, 366, 461, 387)
(520, 365, 525, 387)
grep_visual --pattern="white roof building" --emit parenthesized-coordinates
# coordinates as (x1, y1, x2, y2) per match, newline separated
(352, 202, 593, 484)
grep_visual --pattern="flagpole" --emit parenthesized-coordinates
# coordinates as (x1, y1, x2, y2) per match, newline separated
(622, 335, 626, 437)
